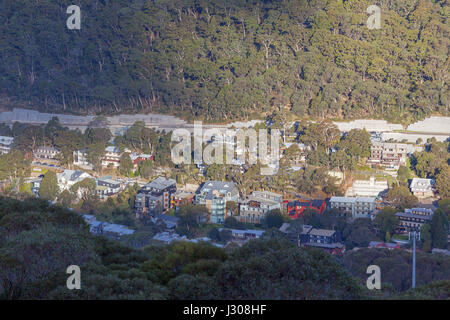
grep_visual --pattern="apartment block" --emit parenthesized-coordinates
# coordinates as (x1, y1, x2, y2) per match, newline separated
(329, 196, 376, 219)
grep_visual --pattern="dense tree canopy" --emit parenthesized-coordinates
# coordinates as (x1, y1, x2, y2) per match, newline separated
(0, 0, 448, 122)
(0, 196, 448, 300)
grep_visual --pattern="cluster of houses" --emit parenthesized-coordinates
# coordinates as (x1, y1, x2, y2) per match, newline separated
(83, 214, 135, 239)
(74, 146, 152, 170)
(31, 169, 127, 200)
(130, 174, 445, 251)
(133, 174, 440, 229)
(133, 177, 371, 227)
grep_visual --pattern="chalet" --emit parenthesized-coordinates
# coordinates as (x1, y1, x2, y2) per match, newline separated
(410, 178, 435, 198)
(345, 176, 388, 197)
(57, 170, 92, 191)
(280, 223, 344, 254)
(152, 213, 180, 230)
(73, 148, 92, 168)
(129, 152, 152, 168)
(29, 177, 42, 195)
(83, 215, 134, 239)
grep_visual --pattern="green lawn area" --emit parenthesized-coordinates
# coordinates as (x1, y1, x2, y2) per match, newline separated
(392, 234, 409, 241)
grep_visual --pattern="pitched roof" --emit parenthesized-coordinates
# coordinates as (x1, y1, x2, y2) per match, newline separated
(410, 178, 435, 191)
(308, 228, 336, 237)
(145, 176, 176, 190)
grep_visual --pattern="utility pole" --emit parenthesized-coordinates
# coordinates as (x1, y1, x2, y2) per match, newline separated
(411, 230, 416, 289)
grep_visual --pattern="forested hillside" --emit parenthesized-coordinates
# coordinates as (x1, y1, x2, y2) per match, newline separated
(1, 197, 449, 300)
(0, 0, 448, 122)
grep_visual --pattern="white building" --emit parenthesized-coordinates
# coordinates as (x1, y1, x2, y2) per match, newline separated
(238, 191, 283, 223)
(34, 146, 60, 161)
(102, 146, 122, 168)
(329, 196, 376, 219)
(410, 178, 435, 198)
(345, 176, 388, 197)
(73, 148, 92, 168)
(57, 170, 92, 191)
(0, 136, 13, 154)
(96, 178, 123, 198)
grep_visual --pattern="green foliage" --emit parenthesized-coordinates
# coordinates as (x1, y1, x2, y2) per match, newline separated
(39, 171, 59, 201)
(374, 207, 399, 238)
(119, 153, 134, 176)
(387, 185, 418, 209)
(0, 196, 448, 300)
(436, 167, 450, 199)
(420, 223, 432, 252)
(342, 218, 378, 249)
(138, 160, 154, 179)
(1, 0, 447, 122)
(175, 204, 209, 237)
(430, 209, 449, 249)
(393, 280, 450, 300)
(343, 248, 450, 293)
(262, 209, 285, 229)
(338, 129, 371, 160)
(397, 166, 411, 185)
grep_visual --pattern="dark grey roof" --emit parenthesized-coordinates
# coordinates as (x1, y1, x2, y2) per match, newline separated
(395, 212, 433, 220)
(71, 170, 84, 181)
(145, 176, 176, 190)
(154, 214, 180, 224)
(200, 180, 237, 193)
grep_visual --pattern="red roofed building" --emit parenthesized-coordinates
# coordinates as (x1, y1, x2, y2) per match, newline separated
(368, 241, 400, 250)
(286, 199, 326, 219)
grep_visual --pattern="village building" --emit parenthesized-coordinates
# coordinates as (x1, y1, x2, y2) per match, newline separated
(57, 169, 92, 191)
(102, 146, 122, 168)
(237, 190, 283, 224)
(170, 190, 195, 208)
(395, 207, 434, 234)
(34, 146, 60, 162)
(135, 177, 177, 215)
(195, 181, 239, 224)
(96, 177, 123, 199)
(285, 199, 326, 219)
(279, 223, 344, 254)
(217, 228, 265, 242)
(368, 241, 400, 250)
(368, 142, 407, 168)
(329, 196, 376, 219)
(73, 148, 92, 168)
(0, 136, 13, 154)
(129, 152, 152, 169)
(345, 176, 388, 197)
(410, 178, 435, 198)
